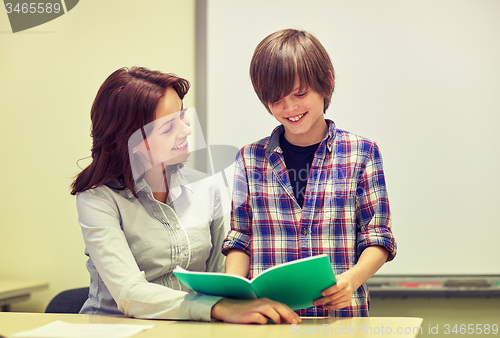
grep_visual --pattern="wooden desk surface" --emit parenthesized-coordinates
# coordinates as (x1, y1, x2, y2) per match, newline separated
(0, 312, 423, 337)
(0, 280, 48, 300)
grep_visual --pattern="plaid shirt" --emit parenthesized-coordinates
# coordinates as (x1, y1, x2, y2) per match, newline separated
(222, 120, 397, 317)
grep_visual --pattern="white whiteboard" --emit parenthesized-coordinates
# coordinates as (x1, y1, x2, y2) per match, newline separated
(201, 0, 500, 275)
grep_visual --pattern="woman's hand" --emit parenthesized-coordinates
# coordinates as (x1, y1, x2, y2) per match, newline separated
(312, 274, 354, 311)
(211, 298, 301, 325)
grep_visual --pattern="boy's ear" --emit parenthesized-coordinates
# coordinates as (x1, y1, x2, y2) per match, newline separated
(328, 70, 335, 93)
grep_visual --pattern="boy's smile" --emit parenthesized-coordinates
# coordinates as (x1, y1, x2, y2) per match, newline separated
(286, 112, 306, 122)
(268, 76, 329, 147)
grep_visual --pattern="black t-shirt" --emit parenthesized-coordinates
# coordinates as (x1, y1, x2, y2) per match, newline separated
(279, 133, 320, 208)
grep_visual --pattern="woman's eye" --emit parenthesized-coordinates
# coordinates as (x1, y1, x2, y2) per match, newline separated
(163, 125, 173, 135)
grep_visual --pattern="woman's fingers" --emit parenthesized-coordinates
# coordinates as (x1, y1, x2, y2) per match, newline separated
(211, 298, 301, 324)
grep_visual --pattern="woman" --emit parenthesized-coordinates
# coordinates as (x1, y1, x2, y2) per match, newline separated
(71, 67, 300, 324)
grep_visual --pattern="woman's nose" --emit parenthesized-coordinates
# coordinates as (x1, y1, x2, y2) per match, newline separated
(179, 116, 191, 137)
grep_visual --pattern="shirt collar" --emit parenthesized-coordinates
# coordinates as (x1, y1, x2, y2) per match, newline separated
(265, 119, 336, 157)
(166, 171, 188, 203)
(113, 168, 192, 201)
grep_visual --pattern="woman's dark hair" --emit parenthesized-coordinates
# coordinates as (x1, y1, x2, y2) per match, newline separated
(71, 67, 190, 196)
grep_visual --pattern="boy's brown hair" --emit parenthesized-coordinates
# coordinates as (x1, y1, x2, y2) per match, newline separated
(250, 29, 335, 114)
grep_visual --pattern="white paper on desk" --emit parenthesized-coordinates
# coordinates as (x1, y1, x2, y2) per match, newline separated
(9, 320, 155, 338)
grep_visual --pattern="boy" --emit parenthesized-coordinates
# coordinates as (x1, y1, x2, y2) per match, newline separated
(222, 29, 397, 317)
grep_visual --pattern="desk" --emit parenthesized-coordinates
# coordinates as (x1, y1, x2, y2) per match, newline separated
(0, 312, 423, 337)
(0, 280, 48, 312)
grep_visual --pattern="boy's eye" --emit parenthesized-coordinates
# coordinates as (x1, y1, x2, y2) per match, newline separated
(296, 92, 307, 97)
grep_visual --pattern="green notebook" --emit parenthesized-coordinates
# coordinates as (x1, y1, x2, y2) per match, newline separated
(173, 254, 336, 310)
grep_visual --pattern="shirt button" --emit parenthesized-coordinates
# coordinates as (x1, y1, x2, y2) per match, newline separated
(302, 228, 308, 235)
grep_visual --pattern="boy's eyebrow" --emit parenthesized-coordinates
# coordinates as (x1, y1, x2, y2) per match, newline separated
(293, 85, 306, 93)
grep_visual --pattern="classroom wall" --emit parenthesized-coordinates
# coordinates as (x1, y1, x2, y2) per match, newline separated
(0, 0, 196, 313)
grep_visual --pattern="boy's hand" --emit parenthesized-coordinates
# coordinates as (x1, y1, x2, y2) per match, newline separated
(211, 298, 301, 325)
(312, 274, 353, 311)
(312, 246, 390, 311)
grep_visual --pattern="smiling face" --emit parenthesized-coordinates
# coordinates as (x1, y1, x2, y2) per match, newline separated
(268, 76, 328, 146)
(133, 86, 192, 173)
(147, 87, 191, 166)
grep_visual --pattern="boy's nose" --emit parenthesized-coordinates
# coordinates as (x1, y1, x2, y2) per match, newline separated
(282, 96, 297, 113)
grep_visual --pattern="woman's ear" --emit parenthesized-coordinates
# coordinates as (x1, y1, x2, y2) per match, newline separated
(131, 141, 154, 172)
(131, 141, 147, 157)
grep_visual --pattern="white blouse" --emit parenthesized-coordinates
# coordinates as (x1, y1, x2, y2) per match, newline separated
(77, 167, 225, 321)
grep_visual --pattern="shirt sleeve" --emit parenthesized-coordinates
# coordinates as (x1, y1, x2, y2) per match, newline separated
(77, 189, 222, 321)
(222, 150, 252, 255)
(355, 142, 397, 261)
